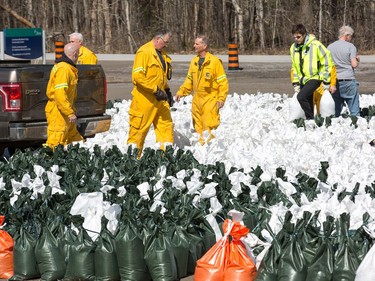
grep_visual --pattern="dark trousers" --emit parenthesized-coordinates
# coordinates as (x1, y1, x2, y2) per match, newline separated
(297, 79, 321, 119)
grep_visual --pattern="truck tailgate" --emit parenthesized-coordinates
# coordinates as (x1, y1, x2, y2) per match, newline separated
(0, 64, 107, 121)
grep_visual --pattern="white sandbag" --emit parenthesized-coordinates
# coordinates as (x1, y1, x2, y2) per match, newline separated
(355, 242, 375, 280)
(70, 192, 104, 241)
(319, 90, 335, 117)
(174, 129, 190, 148)
(289, 92, 305, 121)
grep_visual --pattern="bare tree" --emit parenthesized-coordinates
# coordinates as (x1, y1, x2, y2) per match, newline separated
(91, 0, 98, 45)
(124, 0, 134, 53)
(0, 1, 34, 27)
(102, 0, 111, 52)
(1, 0, 375, 53)
(256, 0, 265, 51)
(231, 0, 244, 51)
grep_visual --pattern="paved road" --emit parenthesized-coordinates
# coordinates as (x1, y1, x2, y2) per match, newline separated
(90, 54, 375, 101)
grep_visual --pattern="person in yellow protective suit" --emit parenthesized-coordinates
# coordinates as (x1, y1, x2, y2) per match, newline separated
(175, 35, 229, 144)
(45, 43, 84, 148)
(69, 32, 98, 64)
(127, 29, 174, 155)
(313, 65, 337, 115)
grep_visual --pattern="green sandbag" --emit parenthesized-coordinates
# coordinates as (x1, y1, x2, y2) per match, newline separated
(255, 221, 289, 281)
(277, 214, 308, 281)
(11, 227, 40, 280)
(64, 226, 96, 280)
(63, 227, 77, 264)
(115, 223, 151, 281)
(277, 235, 307, 280)
(187, 240, 204, 275)
(95, 228, 120, 281)
(35, 225, 66, 280)
(242, 212, 258, 233)
(332, 213, 360, 281)
(144, 231, 178, 281)
(301, 212, 321, 266)
(200, 220, 216, 254)
(305, 216, 335, 281)
(170, 228, 189, 279)
(170, 226, 201, 279)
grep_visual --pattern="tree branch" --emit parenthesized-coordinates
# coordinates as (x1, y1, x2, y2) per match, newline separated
(0, 3, 35, 27)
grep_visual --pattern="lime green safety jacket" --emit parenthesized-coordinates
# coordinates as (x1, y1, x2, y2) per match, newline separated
(290, 35, 333, 86)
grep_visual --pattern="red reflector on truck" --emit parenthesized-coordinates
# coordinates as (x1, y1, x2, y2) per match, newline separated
(0, 83, 22, 111)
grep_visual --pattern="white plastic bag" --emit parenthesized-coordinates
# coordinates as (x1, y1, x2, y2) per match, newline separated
(319, 90, 335, 117)
(289, 92, 305, 121)
(70, 192, 104, 241)
(355, 243, 375, 280)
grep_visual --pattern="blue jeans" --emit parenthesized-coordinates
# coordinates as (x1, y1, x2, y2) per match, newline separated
(332, 80, 360, 116)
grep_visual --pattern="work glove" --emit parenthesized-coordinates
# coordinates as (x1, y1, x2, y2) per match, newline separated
(323, 83, 330, 91)
(293, 83, 300, 93)
(154, 89, 168, 101)
(165, 88, 174, 107)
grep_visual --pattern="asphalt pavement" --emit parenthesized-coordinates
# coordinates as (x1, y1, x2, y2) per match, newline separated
(88, 54, 375, 101)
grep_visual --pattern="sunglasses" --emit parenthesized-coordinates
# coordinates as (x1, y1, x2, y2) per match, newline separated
(293, 35, 302, 39)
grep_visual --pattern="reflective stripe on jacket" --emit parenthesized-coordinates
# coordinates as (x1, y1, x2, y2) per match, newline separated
(290, 35, 333, 85)
(45, 61, 78, 118)
(132, 41, 172, 95)
(176, 52, 228, 102)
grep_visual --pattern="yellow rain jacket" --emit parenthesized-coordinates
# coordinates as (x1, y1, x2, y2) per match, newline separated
(45, 59, 83, 148)
(77, 45, 97, 64)
(176, 52, 228, 142)
(290, 35, 333, 86)
(127, 41, 173, 152)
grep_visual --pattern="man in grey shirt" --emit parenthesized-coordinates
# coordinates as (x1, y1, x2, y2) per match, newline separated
(328, 25, 360, 116)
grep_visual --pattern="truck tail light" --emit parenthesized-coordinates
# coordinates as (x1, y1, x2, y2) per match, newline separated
(0, 83, 22, 111)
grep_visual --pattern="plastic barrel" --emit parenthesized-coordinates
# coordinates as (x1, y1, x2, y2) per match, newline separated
(55, 41, 64, 59)
(228, 44, 240, 70)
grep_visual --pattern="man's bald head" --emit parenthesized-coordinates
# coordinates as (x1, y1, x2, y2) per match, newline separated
(64, 43, 79, 63)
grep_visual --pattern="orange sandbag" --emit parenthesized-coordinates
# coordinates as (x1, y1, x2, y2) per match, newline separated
(195, 219, 257, 281)
(194, 220, 233, 281)
(224, 239, 257, 280)
(223, 218, 257, 281)
(0, 215, 14, 278)
(194, 235, 229, 281)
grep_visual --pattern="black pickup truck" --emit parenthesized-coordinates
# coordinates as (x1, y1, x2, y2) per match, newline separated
(0, 61, 111, 155)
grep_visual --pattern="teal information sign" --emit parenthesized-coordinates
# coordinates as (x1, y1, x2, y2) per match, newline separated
(4, 28, 43, 59)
